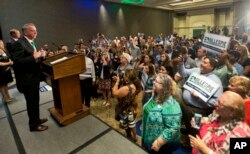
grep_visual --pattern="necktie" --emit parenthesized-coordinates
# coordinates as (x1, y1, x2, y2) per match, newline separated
(31, 41, 37, 51)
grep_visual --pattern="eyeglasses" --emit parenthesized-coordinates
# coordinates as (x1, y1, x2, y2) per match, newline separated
(154, 79, 163, 84)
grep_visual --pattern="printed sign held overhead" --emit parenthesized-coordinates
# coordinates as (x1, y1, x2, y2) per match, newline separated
(202, 32, 230, 55)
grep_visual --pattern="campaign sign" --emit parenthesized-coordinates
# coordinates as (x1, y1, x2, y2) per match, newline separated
(202, 32, 230, 54)
(183, 73, 219, 102)
(230, 138, 250, 154)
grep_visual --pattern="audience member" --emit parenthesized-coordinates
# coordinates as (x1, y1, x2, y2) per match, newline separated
(0, 40, 14, 103)
(189, 91, 250, 154)
(159, 53, 170, 68)
(228, 76, 250, 99)
(99, 47, 112, 107)
(159, 62, 174, 79)
(213, 50, 238, 90)
(112, 69, 141, 142)
(92, 47, 102, 100)
(165, 43, 174, 60)
(142, 73, 182, 154)
(116, 52, 133, 86)
(141, 63, 156, 105)
(228, 76, 250, 126)
(228, 50, 243, 75)
(136, 54, 154, 71)
(229, 39, 240, 51)
(180, 46, 197, 69)
(5, 28, 20, 59)
(177, 56, 223, 136)
(128, 37, 141, 67)
(152, 43, 164, 68)
(240, 32, 249, 45)
(194, 48, 207, 68)
(237, 45, 250, 77)
(79, 50, 95, 108)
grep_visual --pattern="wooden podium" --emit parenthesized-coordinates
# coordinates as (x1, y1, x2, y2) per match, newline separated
(42, 52, 90, 125)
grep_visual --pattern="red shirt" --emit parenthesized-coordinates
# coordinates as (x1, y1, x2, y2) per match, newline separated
(193, 117, 250, 153)
(244, 99, 250, 126)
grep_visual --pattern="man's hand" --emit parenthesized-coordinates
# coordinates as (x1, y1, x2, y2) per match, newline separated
(33, 51, 43, 60)
(191, 90, 199, 97)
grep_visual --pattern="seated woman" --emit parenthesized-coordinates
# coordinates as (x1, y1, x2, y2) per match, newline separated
(228, 76, 250, 125)
(228, 75, 250, 99)
(189, 91, 250, 154)
(142, 73, 182, 154)
(112, 69, 141, 142)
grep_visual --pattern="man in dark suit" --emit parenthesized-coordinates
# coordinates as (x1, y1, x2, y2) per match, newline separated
(5, 28, 20, 59)
(11, 23, 48, 132)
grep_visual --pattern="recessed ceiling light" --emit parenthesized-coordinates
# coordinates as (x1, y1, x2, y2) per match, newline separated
(120, 0, 145, 5)
(170, 1, 193, 6)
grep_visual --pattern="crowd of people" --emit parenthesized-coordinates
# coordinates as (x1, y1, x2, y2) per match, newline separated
(1, 23, 250, 153)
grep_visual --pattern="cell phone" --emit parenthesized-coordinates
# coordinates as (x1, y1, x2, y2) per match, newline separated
(194, 113, 202, 129)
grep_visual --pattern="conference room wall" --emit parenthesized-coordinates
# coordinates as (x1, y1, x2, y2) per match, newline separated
(0, 0, 173, 50)
(174, 8, 234, 39)
(233, 0, 250, 35)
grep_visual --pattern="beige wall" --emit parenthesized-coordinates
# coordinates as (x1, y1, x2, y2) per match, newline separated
(215, 8, 234, 33)
(174, 7, 234, 38)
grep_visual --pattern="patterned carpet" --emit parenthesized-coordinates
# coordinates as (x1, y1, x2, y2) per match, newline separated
(90, 92, 191, 154)
(90, 92, 143, 146)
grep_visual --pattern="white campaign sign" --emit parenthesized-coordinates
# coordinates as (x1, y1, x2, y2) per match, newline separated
(202, 32, 230, 54)
(183, 73, 219, 102)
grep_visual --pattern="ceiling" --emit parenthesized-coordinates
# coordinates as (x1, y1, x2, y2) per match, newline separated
(104, 0, 237, 11)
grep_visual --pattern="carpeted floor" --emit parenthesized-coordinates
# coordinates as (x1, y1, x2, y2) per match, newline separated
(90, 92, 143, 146)
(1, 77, 191, 153)
(0, 81, 147, 154)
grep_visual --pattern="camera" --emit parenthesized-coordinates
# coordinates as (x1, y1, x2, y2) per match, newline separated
(194, 113, 202, 129)
(112, 70, 124, 80)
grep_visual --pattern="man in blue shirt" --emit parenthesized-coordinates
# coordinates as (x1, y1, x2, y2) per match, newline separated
(177, 56, 223, 136)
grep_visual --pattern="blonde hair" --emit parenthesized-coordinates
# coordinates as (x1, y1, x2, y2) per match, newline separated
(229, 76, 250, 99)
(237, 45, 250, 64)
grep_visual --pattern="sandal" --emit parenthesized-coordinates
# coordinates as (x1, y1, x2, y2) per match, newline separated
(105, 102, 110, 107)
(102, 101, 107, 105)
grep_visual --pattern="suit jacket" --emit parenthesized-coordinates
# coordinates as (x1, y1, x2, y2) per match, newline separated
(11, 37, 42, 92)
(5, 38, 16, 59)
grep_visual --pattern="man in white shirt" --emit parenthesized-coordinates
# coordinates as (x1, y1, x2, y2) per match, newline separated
(79, 53, 96, 108)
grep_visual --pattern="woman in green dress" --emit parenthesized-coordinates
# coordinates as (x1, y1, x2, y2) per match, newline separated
(142, 73, 182, 154)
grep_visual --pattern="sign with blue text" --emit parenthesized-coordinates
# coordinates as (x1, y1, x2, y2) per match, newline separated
(202, 32, 230, 55)
(183, 73, 219, 102)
